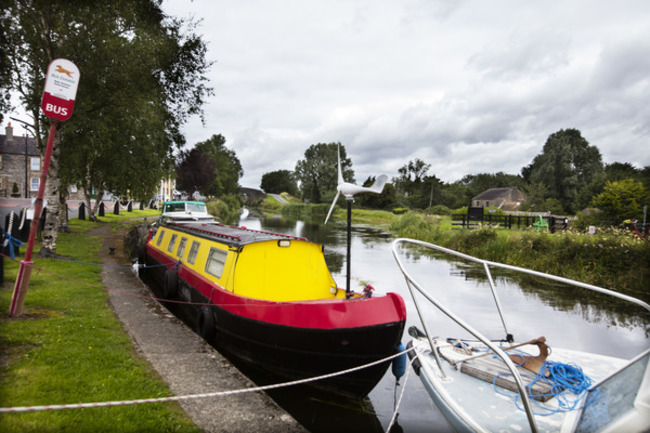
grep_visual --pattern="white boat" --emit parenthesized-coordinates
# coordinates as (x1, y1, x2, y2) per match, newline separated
(158, 200, 215, 224)
(392, 238, 650, 433)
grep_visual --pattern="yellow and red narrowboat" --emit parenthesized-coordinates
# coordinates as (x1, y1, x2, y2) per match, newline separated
(143, 219, 406, 397)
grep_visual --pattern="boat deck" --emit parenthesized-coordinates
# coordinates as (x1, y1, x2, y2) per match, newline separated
(413, 338, 628, 432)
(460, 355, 555, 401)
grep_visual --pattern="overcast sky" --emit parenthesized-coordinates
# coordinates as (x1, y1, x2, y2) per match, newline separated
(161, 1, 649, 188)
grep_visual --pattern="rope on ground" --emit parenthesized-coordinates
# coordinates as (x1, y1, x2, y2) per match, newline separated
(0, 347, 414, 414)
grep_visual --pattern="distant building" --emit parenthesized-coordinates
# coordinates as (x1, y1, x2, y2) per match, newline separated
(472, 187, 525, 211)
(1, 122, 84, 200)
(0, 123, 42, 198)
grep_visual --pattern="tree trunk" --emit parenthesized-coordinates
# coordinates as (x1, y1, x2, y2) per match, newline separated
(41, 130, 62, 254)
(88, 189, 104, 222)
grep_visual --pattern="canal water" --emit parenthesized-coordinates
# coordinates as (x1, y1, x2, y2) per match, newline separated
(236, 210, 650, 433)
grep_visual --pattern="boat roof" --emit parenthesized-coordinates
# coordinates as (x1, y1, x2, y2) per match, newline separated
(161, 221, 309, 247)
(163, 200, 206, 205)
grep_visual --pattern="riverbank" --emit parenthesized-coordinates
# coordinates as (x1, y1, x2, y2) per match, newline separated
(0, 215, 304, 432)
(266, 203, 650, 302)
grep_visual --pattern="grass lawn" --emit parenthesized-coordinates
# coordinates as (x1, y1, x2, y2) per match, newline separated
(0, 211, 200, 432)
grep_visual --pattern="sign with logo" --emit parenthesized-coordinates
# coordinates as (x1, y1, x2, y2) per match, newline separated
(40, 58, 80, 121)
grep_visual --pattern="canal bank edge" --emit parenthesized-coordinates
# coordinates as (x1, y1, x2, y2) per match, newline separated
(97, 222, 306, 433)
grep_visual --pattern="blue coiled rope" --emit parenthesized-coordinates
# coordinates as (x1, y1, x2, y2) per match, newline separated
(494, 355, 594, 416)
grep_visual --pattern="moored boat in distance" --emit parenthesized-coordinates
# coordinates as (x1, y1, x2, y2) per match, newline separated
(142, 210, 407, 397)
(393, 238, 650, 433)
(158, 200, 215, 224)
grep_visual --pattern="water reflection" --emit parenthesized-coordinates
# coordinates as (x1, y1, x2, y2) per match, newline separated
(402, 245, 650, 338)
(235, 210, 649, 432)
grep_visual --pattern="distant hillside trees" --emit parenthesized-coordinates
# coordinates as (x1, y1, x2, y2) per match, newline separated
(267, 128, 648, 219)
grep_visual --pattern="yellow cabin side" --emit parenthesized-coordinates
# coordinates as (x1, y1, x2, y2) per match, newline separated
(151, 227, 340, 302)
(152, 227, 236, 290)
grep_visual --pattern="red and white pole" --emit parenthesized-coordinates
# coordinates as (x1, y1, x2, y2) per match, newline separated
(9, 121, 58, 316)
(9, 58, 79, 317)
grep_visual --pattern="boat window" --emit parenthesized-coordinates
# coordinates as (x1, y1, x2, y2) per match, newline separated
(156, 229, 166, 246)
(177, 237, 187, 258)
(205, 247, 228, 278)
(167, 234, 177, 253)
(187, 241, 200, 264)
(187, 203, 207, 213)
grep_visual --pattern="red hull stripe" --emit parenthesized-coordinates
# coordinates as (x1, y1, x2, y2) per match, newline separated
(148, 246, 406, 330)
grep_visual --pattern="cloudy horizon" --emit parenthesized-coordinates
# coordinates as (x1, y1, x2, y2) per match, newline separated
(7, 1, 649, 190)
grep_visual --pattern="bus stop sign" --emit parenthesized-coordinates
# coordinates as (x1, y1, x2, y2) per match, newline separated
(41, 58, 80, 121)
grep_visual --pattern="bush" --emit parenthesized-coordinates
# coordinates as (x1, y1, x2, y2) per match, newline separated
(206, 194, 242, 225)
(428, 205, 453, 215)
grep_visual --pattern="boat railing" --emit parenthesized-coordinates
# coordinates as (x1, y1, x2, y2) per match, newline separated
(391, 237, 650, 433)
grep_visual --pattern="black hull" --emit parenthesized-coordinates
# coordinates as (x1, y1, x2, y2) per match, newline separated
(144, 253, 405, 397)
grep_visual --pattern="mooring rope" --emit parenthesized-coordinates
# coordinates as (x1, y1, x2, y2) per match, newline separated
(0, 347, 413, 414)
(385, 355, 417, 433)
(35, 249, 173, 270)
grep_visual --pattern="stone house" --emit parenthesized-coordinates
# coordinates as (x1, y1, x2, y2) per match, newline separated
(1, 122, 84, 199)
(0, 123, 42, 198)
(472, 187, 525, 211)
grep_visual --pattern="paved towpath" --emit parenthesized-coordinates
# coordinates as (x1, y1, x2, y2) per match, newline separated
(93, 222, 306, 433)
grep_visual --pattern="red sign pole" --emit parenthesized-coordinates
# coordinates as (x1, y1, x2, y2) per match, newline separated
(9, 121, 59, 316)
(9, 58, 79, 317)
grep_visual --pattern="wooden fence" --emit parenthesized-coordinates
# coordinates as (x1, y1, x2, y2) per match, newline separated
(451, 212, 569, 232)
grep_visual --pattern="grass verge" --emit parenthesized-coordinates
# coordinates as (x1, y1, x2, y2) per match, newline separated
(0, 213, 199, 433)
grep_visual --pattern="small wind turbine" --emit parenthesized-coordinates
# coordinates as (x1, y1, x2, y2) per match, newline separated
(324, 144, 389, 297)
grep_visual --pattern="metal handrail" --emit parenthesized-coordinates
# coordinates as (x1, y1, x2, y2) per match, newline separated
(392, 237, 650, 433)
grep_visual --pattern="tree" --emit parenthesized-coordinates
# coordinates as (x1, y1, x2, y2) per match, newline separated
(295, 143, 353, 203)
(591, 179, 649, 222)
(640, 166, 650, 191)
(261, 170, 298, 195)
(0, 10, 11, 123)
(520, 182, 549, 211)
(522, 129, 604, 213)
(193, 135, 243, 197)
(605, 162, 640, 182)
(1, 0, 212, 243)
(439, 182, 468, 210)
(175, 148, 216, 195)
(393, 158, 431, 195)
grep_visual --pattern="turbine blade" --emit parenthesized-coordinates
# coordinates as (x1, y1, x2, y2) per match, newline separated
(368, 174, 388, 193)
(324, 191, 340, 224)
(337, 144, 344, 185)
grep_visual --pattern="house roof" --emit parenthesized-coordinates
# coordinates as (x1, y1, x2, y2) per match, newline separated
(0, 134, 40, 156)
(472, 187, 524, 202)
